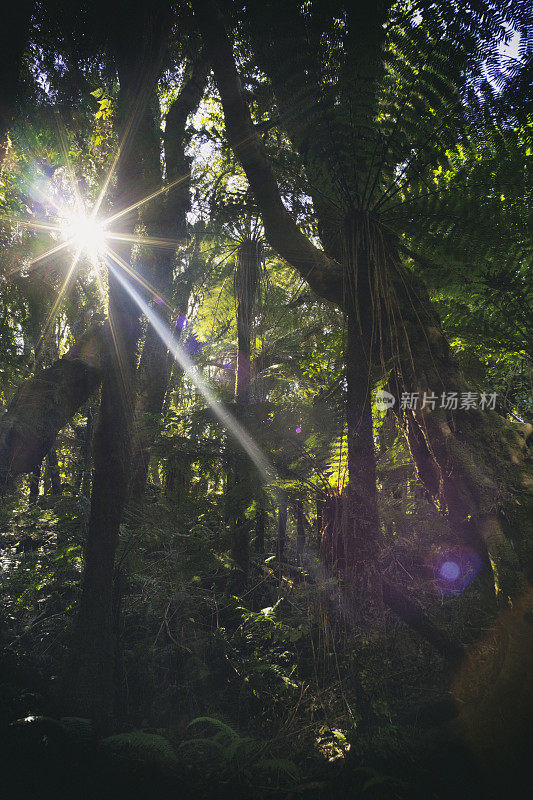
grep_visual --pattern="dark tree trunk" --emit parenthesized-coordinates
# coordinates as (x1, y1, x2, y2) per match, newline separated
(296, 500, 305, 557)
(130, 59, 207, 498)
(276, 491, 288, 561)
(130, 320, 175, 499)
(316, 492, 325, 548)
(227, 238, 262, 585)
(64, 5, 171, 724)
(28, 461, 42, 503)
(235, 238, 261, 401)
(67, 301, 140, 723)
(227, 425, 252, 588)
(254, 493, 266, 553)
(47, 449, 61, 495)
(338, 235, 383, 617)
(229, 501, 250, 590)
(76, 408, 93, 496)
(388, 263, 529, 600)
(164, 452, 192, 500)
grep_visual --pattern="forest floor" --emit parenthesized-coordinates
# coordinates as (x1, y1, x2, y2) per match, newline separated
(1, 491, 532, 799)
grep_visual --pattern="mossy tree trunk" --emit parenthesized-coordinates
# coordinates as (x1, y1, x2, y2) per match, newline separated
(0, 323, 106, 490)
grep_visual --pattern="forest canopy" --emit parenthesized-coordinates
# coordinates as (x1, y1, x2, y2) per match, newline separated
(0, 1, 531, 799)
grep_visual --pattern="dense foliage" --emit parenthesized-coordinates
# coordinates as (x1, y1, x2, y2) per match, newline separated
(0, 1, 531, 798)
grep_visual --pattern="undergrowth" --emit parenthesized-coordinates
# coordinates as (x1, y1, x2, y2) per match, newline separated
(0, 493, 504, 799)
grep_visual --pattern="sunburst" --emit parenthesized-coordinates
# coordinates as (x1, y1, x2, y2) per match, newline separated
(0, 115, 273, 477)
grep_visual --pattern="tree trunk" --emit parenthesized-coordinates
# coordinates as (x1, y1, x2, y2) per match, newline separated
(235, 238, 261, 401)
(296, 499, 305, 557)
(338, 233, 384, 618)
(254, 493, 266, 553)
(28, 461, 42, 503)
(68, 343, 135, 723)
(130, 59, 207, 498)
(47, 449, 61, 495)
(64, 6, 170, 723)
(276, 491, 288, 561)
(316, 492, 325, 548)
(76, 408, 93, 496)
(227, 238, 262, 585)
(388, 263, 529, 600)
(130, 318, 175, 498)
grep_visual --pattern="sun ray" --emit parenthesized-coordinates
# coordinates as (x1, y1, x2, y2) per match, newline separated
(105, 231, 185, 250)
(91, 133, 127, 219)
(4, 239, 73, 280)
(93, 267, 108, 306)
(35, 247, 82, 359)
(104, 246, 176, 313)
(27, 238, 73, 266)
(104, 172, 190, 226)
(22, 165, 64, 215)
(91, 73, 159, 220)
(105, 295, 137, 422)
(104, 252, 272, 478)
(0, 215, 63, 234)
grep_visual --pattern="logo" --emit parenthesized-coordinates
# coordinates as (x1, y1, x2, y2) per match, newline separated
(375, 390, 396, 411)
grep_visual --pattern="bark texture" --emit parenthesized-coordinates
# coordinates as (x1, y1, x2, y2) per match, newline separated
(276, 491, 288, 561)
(296, 500, 306, 556)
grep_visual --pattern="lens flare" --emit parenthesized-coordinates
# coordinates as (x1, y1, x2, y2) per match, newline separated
(62, 213, 106, 257)
(440, 560, 461, 582)
(431, 546, 483, 595)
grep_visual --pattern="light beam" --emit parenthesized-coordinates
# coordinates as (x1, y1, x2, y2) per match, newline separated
(105, 248, 272, 479)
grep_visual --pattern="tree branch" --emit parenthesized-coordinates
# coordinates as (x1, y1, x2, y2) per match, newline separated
(164, 55, 209, 180)
(0, 322, 107, 489)
(193, 0, 343, 305)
